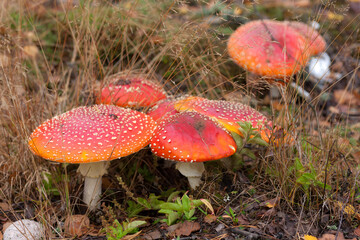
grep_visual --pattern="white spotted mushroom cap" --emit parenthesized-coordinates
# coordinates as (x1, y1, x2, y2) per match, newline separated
(96, 74, 167, 107)
(174, 96, 270, 137)
(150, 111, 237, 162)
(227, 20, 311, 79)
(28, 105, 157, 163)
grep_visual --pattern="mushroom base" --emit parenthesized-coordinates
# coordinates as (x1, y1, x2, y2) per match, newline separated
(83, 177, 102, 210)
(175, 162, 205, 189)
(77, 161, 110, 210)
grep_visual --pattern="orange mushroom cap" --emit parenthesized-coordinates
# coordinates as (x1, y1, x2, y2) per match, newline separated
(28, 105, 157, 163)
(96, 74, 166, 108)
(150, 111, 237, 162)
(286, 21, 326, 56)
(228, 20, 311, 79)
(174, 96, 271, 138)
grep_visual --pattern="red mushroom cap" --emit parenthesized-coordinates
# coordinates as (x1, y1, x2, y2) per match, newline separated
(150, 111, 237, 162)
(28, 105, 157, 163)
(147, 97, 184, 123)
(286, 21, 326, 56)
(96, 74, 166, 108)
(174, 96, 270, 138)
(228, 20, 310, 79)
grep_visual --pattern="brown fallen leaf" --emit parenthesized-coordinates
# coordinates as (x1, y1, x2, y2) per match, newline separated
(143, 229, 162, 240)
(318, 232, 356, 240)
(354, 225, 360, 237)
(64, 214, 90, 237)
(204, 214, 217, 224)
(318, 233, 337, 240)
(170, 221, 200, 237)
(122, 231, 142, 240)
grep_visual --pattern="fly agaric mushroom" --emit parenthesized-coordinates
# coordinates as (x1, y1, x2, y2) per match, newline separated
(150, 111, 237, 189)
(174, 96, 271, 140)
(28, 105, 156, 210)
(286, 21, 326, 56)
(228, 20, 311, 80)
(96, 73, 166, 108)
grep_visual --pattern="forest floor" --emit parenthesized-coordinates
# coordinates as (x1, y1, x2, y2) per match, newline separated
(0, 0, 359, 239)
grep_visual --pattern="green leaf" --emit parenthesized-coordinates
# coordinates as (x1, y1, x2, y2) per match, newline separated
(126, 220, 147, 233)
(315, 180, 332, 190)
(238, 121, 252, 131)
(231, 132, 244, 147)
(166, 211, 180, 225)
(149, 194, 164, 209)
(294, 158, 304, 171)
(185, 208, 195, 219)
(301, 172, 316, 180)
(191, 199, 204, 207)
(182, 194, 191, 212)
(247, 136, 269, 147)
(229, 207, 235, 217)
(167, 191, 182, 202)
(238, 127, 248, 137)
(126, 200, 144, 217)
(158, 202, 183, 212)
(159, 209, 176, 215)
(137, 197, 151, 209)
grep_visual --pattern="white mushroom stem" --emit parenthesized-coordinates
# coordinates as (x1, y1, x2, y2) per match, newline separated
(175, 162, 205, 189)
(270, 83, 311, 104)
(77, 161, 110, 211)
(289, 82, 311, 101)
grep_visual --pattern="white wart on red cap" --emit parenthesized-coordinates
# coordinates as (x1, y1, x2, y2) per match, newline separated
(150, 111, 237, 162)
(28, 105, 157, 163)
